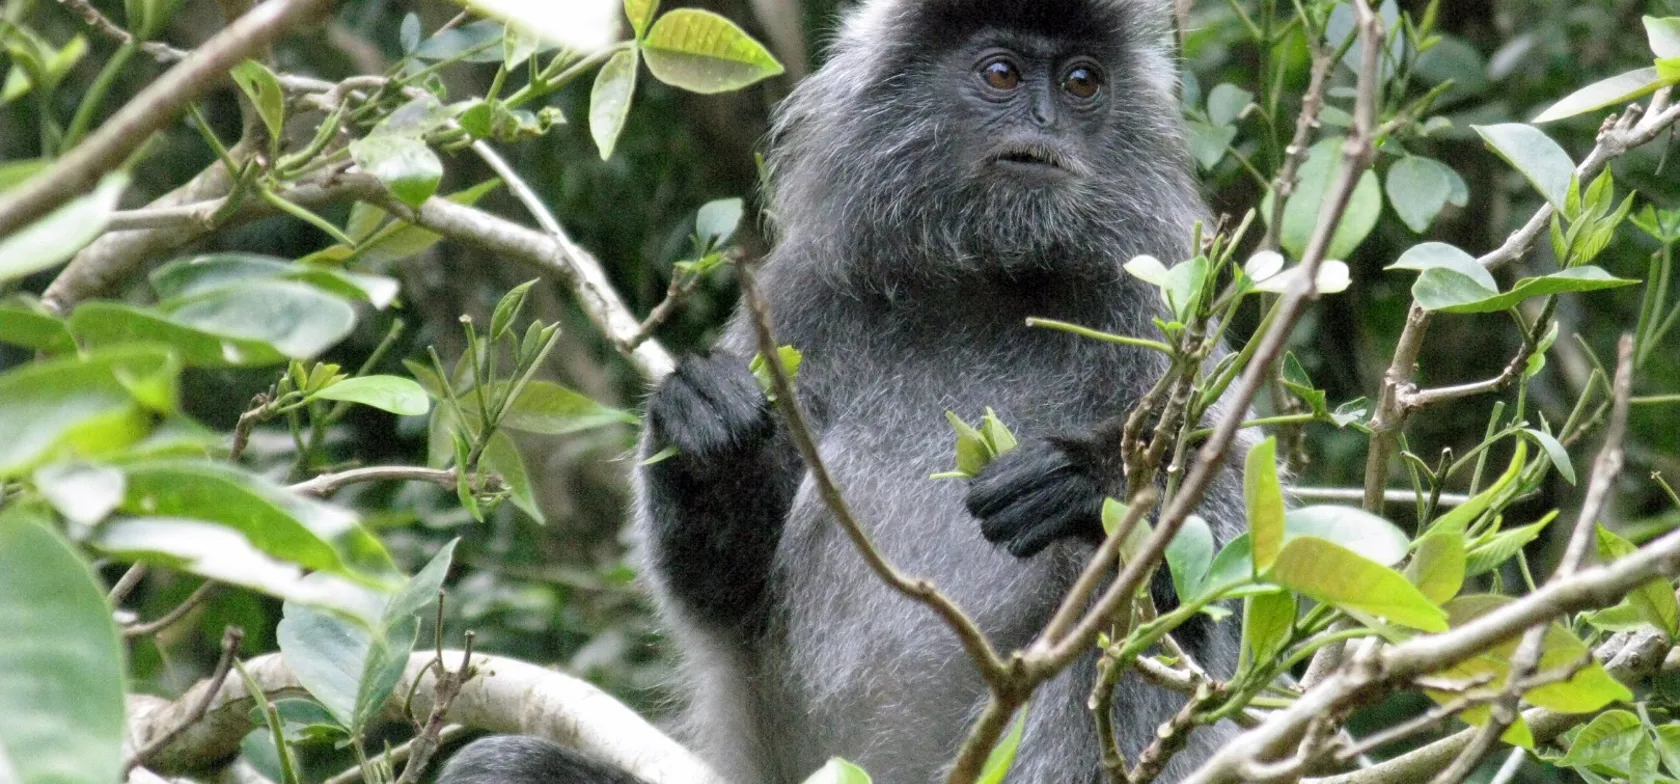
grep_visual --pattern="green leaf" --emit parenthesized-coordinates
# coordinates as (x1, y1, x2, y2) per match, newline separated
(0, 345, 178, 477)
(230, 60, 285, 140)
(625, 0, 660, 39)
(697, 197, 745, 249)
(1438, 596, 1632, 715)
(1473, 124, 1574, 211)
(489, 280, 537, 341)
(1166, 514, 1215, 601)
(1185, 120, 1237, 170)
(1429, 442, 1526, 537)
(90, 517, 382, 621)
(1245, 437, 1285, 573)
(1597, 525, 1679, 636)
(349, 135, 443, 208)
(464, 380, 638, 435)
(0, 507, 127, 784)
(1260, 137, 1383, 260)
(125, 0, 183, 39)
(1386, 156, 1455, 233)
(311, 376, 431, 417)
(976, 703, 1028, 784)
(1161, 255, 1210, 321)
(482, 430, 543, 524)
(589, 48, 639, 160)
(1534, 67, 1670, 124)
(1206, 83, 1254, 127)
(71, 302, 285, 368)
(1559, 710, 1642, 769)
(641, 9, 785, 94)
(411, 19, 507, 63)
(1389, 241, 1498, 292)
(801, 758, 873, 784)
(34, 462, 126, 526)
(151, 253, 400, 309)
(1652, 725, 1680, 779)
(120, 461, 392, 579)
(1283, 506, 1411, 565)
(0, 301, 74, 352)
(1522, 428, 1577, 485)
(161, 280, 359, 360)
(1414, 266, 1638, 314)
(0, 171, 127, 284)
(1272, 537, 1448, 632)
(1242, 589, 1297, 667)
(0, 158, 47, 191)
(1646, 16, 1680, 59)
(1464, 514, 1554, 577)
(943, 411, 990, 478)
(1405, 531, 1466, 604)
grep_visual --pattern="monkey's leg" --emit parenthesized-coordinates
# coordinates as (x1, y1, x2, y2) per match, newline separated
(639, 352, 802, 629)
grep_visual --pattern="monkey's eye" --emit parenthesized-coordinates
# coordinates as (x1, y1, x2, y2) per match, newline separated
(979, 58, 1022, 92)
(1061, 65, 1102, 100)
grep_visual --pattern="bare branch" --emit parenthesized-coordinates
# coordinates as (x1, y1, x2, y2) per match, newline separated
(123, 626, 243, 777)
(288, 466, 473, 497)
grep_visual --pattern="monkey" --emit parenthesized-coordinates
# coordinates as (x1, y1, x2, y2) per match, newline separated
(438, 0, 1250, 781)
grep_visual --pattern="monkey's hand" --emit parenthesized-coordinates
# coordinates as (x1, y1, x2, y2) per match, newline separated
(645, 352, 774, 467)
(965, 437, 1110, 558)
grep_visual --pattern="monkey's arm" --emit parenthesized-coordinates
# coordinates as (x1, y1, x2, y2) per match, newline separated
(964, 418, 1126, 558)
(639, 352, 802, 629)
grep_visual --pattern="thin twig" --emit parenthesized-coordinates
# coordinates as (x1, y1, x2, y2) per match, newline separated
(323, 727, 470, 784)
(737, 267, 1007, 683)
(124, 581, 221, 638)
(54, 0, 189, 62)
(123, 626, 244, 777)
(392, 631, 476, 784)
(108, 563, 149, 604)
(289, 466, 476, 497)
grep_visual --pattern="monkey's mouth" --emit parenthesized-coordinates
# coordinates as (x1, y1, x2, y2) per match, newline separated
(987, 142, 1080, 179)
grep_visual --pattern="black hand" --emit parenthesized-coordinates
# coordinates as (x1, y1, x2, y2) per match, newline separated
(646, 351, 773, 465)
(965, 437, 1108, 558)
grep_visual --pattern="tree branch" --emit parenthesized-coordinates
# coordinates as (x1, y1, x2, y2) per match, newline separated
(124, 651, 724, 784)
(0, 0, 343, 238)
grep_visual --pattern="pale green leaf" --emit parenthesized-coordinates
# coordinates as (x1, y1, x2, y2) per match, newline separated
(312, 376, 431, 417)
(1245, 437, 1285, 573)
(1388, 241, 1498, 292)
(589, 48, 639, 159)
(0, 172, 127, 284)
(641, 9, 785, 94)
(1473, 124, 1575, 211)
(1405, 531, 1466, 604)
(1534, 67, 1669, 124)
(1272, 537, 1448, 632)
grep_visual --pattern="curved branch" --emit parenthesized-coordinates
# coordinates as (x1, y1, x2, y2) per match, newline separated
(126, 651, 724, 784)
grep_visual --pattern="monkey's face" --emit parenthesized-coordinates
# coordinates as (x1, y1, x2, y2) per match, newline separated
(954, 37, 1110, 188)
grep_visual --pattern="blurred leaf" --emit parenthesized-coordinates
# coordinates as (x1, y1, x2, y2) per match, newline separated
(1162, 255, 1209, 321)
(121, 461, 392, 579)
(1283, 506, 1411, 565)
(90, 518, 380, 622)
(1404, 531, 1466, 604)
(412, 20, 507, 63)
(489, 280, 537, 341)
(1414, 266, 1637, 313)
(1185, 120, 1237, 170)
(642, 9, 785, 94)
(0, 172, 127, 284)
(697, 198, 745, 249)
(1438, 596, 1632, 715)
(125, 0, 183, 39)
(0, 158, 46, 191)
(372, 94, 457, 139)
(71, 302, 285, 367)
(0, 302, 74, 352)
(1272, 537, 1447, 632)
(1386, 156, 1455, 233)
(0, 345, 178, 477)
(349, 135, 443, 208)
(1653, 725, 1680, 778)
(801, 758, 872, 784)
(33, 462, 125, 526)
(1388, 242, 1497, 291)
(1261, 138, 1382, 260)
(161, 280, 358, 360)
(311, 376, 430, 417)
(942, 410, 991, 478)
(1246, 437, 1285, 573)
(152, 254, 400, 309)
(1473, 124, 1574, 211)
(0, 507, 126, 784)
(1430, 442, 1526, 537)
(1646, 16, 1680, 59)
(230, 60, 285, 140)
(1206, 83, 1253, 126)
(1534, 67, 1669, 124)
(589, 48, 639, 160)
